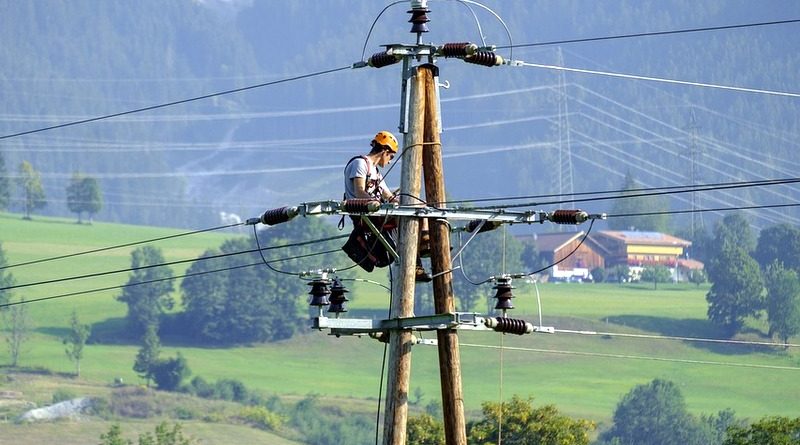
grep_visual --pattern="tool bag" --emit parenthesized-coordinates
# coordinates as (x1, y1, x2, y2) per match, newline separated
(341, 224, 396, 272)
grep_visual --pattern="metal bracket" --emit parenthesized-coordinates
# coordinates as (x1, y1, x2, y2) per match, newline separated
(360, 215, 400, 261)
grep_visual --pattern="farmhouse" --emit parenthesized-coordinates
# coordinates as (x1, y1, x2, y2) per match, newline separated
(528, 230, 703, 281)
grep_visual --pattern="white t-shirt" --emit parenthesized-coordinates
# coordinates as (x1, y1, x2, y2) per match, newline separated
(344, 156, 391, 200)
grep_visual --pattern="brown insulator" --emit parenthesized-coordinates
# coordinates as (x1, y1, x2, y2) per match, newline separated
(464, 51, 504, 67)
(368, 51, 400, 69)
(260, 206, 297, 226)
(327, 279, 350, 314)
(490, 317, 532, 335)
(550, 209, 588, 225)
(492, 277, 515, 311)
(308, 278, 331, 307)
(343, 198, 381, 214)
(440, 42, 475, 58)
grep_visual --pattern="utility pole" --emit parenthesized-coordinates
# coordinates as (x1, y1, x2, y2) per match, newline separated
(421, 64, 468, 444)
(383, 64, 425, 445)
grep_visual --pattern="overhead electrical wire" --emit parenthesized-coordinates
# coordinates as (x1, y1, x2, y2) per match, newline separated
(0, 245, 342, 309)
(0, 233, 349, 293)
(440, 177, 800, 208)
(554, 328, 800, 349)
(517, 61, 800, 99)
(472, 178, 800, 210)
(607, 202, 800, 219)
(459, 343, 800, 372)
(0, 65, 351, 140)
(496, 18, 800, 50)
(0, 222, 244, 271)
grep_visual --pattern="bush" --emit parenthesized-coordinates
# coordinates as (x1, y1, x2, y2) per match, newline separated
(185, 376, 215, 398)
(151, 353, 191, 391)
(238, 405, 283, 431)
(591, 267, 606, 283)
(52, 388, 77, 404)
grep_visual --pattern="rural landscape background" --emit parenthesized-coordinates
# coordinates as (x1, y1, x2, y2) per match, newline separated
(2, 1, 800, 444)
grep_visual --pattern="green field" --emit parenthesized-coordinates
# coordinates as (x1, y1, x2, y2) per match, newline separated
(2, 211, 799, 442)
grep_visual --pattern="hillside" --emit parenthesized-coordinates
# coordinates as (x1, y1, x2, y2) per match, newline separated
(2, 0, 799, 232)
(2, 213, 799, 444)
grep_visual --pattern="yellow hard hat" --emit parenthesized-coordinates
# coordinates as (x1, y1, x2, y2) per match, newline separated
(372, 130, 399, 153)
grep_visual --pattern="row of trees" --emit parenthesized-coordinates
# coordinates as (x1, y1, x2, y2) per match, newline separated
(0, 152, 102, 222)
(405, 379, 799, 445)
(704, 215, 800, 342)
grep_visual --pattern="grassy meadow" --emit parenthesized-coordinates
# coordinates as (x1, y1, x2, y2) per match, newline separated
(2, 211, 800, 442)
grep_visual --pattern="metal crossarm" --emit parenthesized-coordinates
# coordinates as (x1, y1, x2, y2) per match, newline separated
(249, 199, 606, 227)
(313, 312, 555, 337)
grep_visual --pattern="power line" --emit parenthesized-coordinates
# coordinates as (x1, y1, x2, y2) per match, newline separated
(0, 66, 351, 141)
(517, 61, 800, 99)
(459, 343, 800, 372)
(554, 328, 800, 349)
(0, 262, 260, 308)
(607, 202, 800, 219)
(0, 222, 243, 271)
(443, 177, 800, 208)
(0, 244, 342, 309)
(497, 19, 800, 50)
(0, 234, 349, 292)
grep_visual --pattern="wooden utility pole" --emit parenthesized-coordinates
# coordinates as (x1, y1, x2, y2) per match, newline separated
(383, 65, 426, 445)
(421, 63, 467, 445)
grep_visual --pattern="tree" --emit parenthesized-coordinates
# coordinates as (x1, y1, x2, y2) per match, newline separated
(150, 352, 191, 391)
(0, 243, 15, 307)
(711, 213, 756, 259)
(590, 267, 606, 283)
(180, 218, 338, 344)
(467, 395, 594, 445)
(705, 244, 764, 336)
(133, 324, 161, 387)
(0, 151, 10, 211)
(99, 424, 132, 445)
(100, 422, 195, 445)
(688, 269, 707, 287)
(451, 227, 525, 313)
(754, 224, 800, 272)
(117, 246, 174, 336)
(723, 416, 800, 445)
(16, 160, 47, 219)
(763, 263, 800, 345)
(63, 310, 91, 377)
(66, 173, 103, 224)
(407, 413, 445, 445)
(608, 171, 669, 233)
(641, 265, 672, 289)
(3, 299, 32, 367)
(599, 379, 705, 445)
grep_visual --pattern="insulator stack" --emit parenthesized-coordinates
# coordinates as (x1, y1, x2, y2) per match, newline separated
(308, 278, 331, 307)
(485, 317, 534, 335)
(368, 51, 401, 69)
(260, 206, 298, 226)
(465, 219, 502, 233)
(440, 42, 477, 58)
(464, 51, 504, 67)
(408, 1, 430, 34)
(343, 198, 381, 214)
(549, 209, 588, 225)
(327, 279, 350, 314)
(492, 277, 515, 312)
